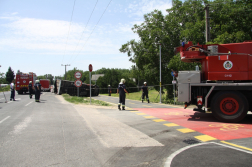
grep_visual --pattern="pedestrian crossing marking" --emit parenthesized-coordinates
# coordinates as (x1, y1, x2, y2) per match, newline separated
(163, 123, 179, 127)
(136, 113, 146, 115)
(177, 128, 196, 133)
(144, 116, 156, 119)
(153, 119, 166, 122)
(194, 135, 217, 142)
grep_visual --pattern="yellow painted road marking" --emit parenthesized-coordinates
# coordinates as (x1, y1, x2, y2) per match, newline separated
(153, 119, 166, 122)
(194, 135, 217, 142)
(177, 128, 196, 133)
(136, 113, 146, 115)
(221, 141, 252, 152)
(144, 116, 156, 119)
(130, 111, 139, 112)
(163, 123, 179, 127)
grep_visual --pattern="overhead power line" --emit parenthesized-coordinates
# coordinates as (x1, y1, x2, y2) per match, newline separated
(68, 0, 99, 62)
(69, 0, 113, 63)
(62, 0, 77, 64)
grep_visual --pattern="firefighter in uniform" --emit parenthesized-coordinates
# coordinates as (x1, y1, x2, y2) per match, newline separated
(108, 85, 111, 96)
(117, 78, 129, 110)
(10, 80, 15, 101)
(141, 82, 149, 103)
(34, 80, 41, 102)
(28, 81, 33, 99)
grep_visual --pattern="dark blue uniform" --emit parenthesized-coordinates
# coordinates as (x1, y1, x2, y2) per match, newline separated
(118, 83, 126, 110)
(34, 83, 41, 102)
(141, 85, 149, 103)
(10, 83, 15, 101)
(28, 83, 33, 99)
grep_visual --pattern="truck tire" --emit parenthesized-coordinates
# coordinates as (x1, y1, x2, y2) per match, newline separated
(17, 90, 22, 95)
(211, 91, 248, 123)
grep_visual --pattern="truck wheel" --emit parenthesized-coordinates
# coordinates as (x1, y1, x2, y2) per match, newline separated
(18, 91, 22, 95)
(211, 91, 248, 123)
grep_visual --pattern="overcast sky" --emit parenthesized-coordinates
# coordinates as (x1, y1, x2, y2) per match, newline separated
(0, 0, 173, 76)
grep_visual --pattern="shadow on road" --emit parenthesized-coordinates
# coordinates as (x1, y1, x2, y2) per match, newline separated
(187, 112, 252, 124)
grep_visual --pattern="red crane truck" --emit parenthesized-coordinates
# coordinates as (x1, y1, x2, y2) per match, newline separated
(176, 41, 252, 122)
(15, 72, 37, 94)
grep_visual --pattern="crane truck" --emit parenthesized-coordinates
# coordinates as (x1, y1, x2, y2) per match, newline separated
(176, 41, 252, 122)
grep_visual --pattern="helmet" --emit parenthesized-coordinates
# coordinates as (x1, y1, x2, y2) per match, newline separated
(108, 85, 110, 87)
(36, 80, 39, 83)
(29, 81, 32, 84)
(144, 82, 147, 84)
(121, 78, 126, 83)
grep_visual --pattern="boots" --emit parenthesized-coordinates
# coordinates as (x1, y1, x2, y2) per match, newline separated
(118, 105, 121, 110)
(122, 106, 125, 110)
(142, 100, 143, 103)
(148, 100, 150, 103)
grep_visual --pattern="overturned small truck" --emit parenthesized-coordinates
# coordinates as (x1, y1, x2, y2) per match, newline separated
(54, 79, 99, 96)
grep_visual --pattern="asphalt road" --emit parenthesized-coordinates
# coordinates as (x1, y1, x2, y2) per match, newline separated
(0, 92, 252, 167)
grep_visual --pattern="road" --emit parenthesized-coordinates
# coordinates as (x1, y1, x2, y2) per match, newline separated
(0, 92, 251, 167)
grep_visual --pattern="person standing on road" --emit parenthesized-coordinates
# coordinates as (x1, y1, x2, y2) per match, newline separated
(117, 78, 129, 110)
(34, 80, 41, 102)
(10, 80, 15, 101)
(141, 82, 149, 103)
(28, 81, 33, 99)
(108, 85, 111, 96)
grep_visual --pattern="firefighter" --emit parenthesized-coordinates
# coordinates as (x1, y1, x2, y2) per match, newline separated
(10, 80, 15, 101)
(34, 80, 41, 102)
(108, 85, 111, 96)
(141, 82, 149, 103)
(117, 78, 129, 110)
(28, 81, 33, 99)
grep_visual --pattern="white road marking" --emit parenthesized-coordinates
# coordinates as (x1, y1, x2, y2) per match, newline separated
(164, 142, 252, 167)
(0, 98, 4, 100)
(7, 101, 13, 103)
(25, 101, 33, 106)
(0, 116, 10, 124)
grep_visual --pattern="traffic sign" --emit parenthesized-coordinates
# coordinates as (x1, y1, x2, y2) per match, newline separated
(74, 80, 82, 87)
(74, 71, 82, 79)
(89, 64, 93, 72)
(172, 80, 176, 84)
(171, 71, 174, 77)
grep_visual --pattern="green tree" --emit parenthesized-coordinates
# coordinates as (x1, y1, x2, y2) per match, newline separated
(5, 67, 15, 84)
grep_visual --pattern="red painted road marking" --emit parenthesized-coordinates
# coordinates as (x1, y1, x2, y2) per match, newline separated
(134, 108, 252, 140)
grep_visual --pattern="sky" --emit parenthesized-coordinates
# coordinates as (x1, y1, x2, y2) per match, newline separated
(0, 0, 173, 77)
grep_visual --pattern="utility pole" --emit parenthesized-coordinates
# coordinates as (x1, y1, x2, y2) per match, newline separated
(61, 64, 70, 80)
(159, 43, 162, 103)
(205, 5, 210, 43)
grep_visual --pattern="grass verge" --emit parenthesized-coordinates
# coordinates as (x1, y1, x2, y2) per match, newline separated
(62, 94, 111, 106)
(0, 85, 10, 92)
(101, 89, 168, 103)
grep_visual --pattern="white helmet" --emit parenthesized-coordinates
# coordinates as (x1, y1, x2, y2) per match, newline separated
(121, 78, 126, 83)
(108, 85, 110, 87)
(29, 81, 32, 84)
(144, 82, 147, 84)
(36, 80, 39, 83)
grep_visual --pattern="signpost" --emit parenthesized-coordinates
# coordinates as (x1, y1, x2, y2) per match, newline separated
(74, 71, 82, 97)
(172, 73, 176, 105)
(89, 64, 93, 104)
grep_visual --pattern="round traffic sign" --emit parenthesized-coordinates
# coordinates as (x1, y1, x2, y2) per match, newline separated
(74, 71, 82, 79)
(89, 64, 93, 72)
(74, 80, 82, 87)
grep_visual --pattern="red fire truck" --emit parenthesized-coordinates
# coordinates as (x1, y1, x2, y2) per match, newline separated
(15, 72, 37, 94)
(176, 41, 252, 122)
(40, 79, 50, 92)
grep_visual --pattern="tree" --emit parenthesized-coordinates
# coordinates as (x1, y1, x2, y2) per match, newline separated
(5, 67, 15, 84)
